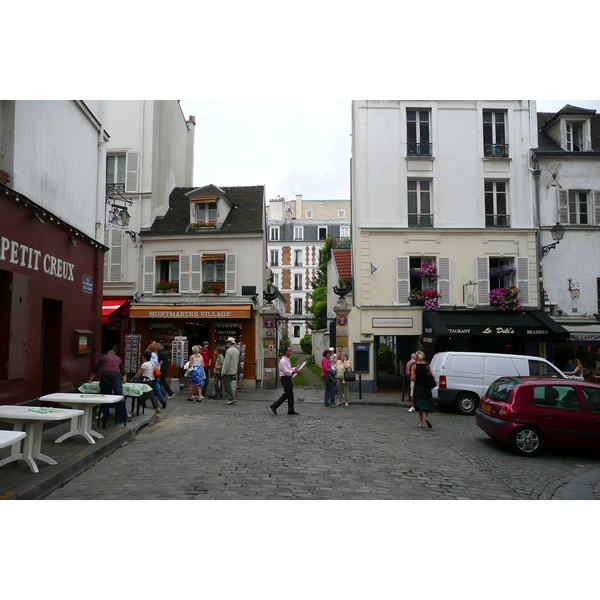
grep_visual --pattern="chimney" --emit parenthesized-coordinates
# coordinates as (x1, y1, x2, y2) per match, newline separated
(295, 194, 303, 219)
(268, 197, 283, 220)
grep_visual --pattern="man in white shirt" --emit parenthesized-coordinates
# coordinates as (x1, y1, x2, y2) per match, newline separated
(270, 346, 301, 415)
(222, 337, 240, 404)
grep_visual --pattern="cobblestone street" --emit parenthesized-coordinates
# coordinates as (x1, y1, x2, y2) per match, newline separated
(44, 390, 600, 500)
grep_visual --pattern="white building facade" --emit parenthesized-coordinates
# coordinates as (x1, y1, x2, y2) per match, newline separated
(534, 104, 600, 370)
(349, 100, 569, 395)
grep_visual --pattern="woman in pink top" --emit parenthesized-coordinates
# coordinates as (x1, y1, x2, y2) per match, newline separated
(321, 349, 337, 407)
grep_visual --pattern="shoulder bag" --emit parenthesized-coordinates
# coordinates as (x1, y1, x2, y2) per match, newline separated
(343, 369, 356, 382)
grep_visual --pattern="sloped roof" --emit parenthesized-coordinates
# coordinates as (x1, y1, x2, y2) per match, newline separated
(141, 185, 264, 236)
(333, 249, 352, 280)
(536, 105, 600, 152)
(185, 184, 227, 198)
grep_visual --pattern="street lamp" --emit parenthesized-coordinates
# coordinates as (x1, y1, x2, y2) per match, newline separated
(542, 222, 566, 256)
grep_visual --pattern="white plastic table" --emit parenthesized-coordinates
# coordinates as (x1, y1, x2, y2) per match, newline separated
(0, 430, 26, 450)
(40, 393, 124, 444)
(0, 406, 84, 473)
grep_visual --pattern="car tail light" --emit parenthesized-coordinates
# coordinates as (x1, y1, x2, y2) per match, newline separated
(439, 375, 447, 389)
(498, 403, 511, 418)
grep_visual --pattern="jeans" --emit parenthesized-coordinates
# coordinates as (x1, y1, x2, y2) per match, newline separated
(152, 379, 166, 405)
(323, 376, 337, 405)
(202, 369, 210, 396)
(159, 372, 174, 396)
(99, 371, 126, 424)
(214, 372, 222, 398)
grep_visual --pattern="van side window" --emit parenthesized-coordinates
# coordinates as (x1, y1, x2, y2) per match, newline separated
(529, 359, 562, 378)
(533, 385, 581, 410)
(582, 387, 600, 413)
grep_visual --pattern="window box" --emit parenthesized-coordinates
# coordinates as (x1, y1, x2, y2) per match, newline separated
(156, 280, 179, 293)
(192, 221, 216, 231)
(202, 281, 225, 295)
(489, 287, 524, 313)
(408, 288, 441, 310)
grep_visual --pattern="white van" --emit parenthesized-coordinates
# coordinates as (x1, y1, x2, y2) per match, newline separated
(429, 351, 566, 415)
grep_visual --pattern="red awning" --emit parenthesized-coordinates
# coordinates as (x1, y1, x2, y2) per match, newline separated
(102, 296, 131, 324)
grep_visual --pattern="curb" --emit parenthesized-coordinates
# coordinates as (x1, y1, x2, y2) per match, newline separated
(2, 412, 156, 500)
(562, 468, 600, 500)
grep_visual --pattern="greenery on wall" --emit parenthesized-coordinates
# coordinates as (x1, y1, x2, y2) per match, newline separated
(308, 237, 334, 330)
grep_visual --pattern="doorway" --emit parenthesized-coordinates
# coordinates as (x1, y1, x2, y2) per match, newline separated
(40, 298, 63, 396)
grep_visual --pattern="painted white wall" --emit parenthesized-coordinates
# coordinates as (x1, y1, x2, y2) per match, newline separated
(8, 100, 106, 240)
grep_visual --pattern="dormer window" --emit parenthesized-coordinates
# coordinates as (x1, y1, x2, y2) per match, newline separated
(196, 200, 217, 224)
(566, 120, 586, 151)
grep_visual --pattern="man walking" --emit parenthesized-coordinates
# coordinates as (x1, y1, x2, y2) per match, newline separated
(157, 343, 176, 399)
(270, 346, 301, 415)
(222, 337, 240, 405)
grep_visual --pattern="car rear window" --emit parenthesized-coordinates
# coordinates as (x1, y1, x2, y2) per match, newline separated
(582, 387, 600, 413)
(486, 378, 518, 402)
(533, 385, 581, 410)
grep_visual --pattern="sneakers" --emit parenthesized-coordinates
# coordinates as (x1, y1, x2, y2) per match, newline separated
(168, 393, 176, 399)
(408, 407, 415, 412)
(227, 399, 237, 404)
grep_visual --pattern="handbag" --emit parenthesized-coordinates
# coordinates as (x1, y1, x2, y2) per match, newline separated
(426, 372, 437, 389)
(343, 369, 356, 382)
(153, 366, 162, 379)
(183, 361, 191, 377)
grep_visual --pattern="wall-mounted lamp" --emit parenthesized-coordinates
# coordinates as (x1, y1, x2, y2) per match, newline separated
(69, 235, 78, 247)
(542, 222, 566, 256)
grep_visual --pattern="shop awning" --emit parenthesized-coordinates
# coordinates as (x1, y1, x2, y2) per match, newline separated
(561, 323, 600, 342)
(129, 304, 253, 319)
(101, 296, 131, 324)
(423, 311, 570, 340)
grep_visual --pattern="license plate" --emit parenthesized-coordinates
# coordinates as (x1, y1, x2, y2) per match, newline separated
(482, 402, 492, 413)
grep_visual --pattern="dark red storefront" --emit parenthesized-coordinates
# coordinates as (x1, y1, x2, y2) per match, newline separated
(0, 184, 106, 405)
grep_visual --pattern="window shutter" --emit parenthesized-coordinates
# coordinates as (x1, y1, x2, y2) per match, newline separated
(103, 228, 110, 282)
(225, 253, 237, 293)
(516, 256, 530, 306)
(109, 229, 123, 282)
(143, 255, 155, 294)
(558, 189, 568, 224)
(125, 151, 139, 193)
(190, 254, 202, 292)
(179, 255, 190, 293)
(437, 257, 451, 306)
(594, 191, 600, 226)
(396, 256, 410, 305)
(476, 257, 490, 305)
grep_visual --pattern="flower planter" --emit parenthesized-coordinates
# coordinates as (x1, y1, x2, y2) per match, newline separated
(410, 299, 426, 306)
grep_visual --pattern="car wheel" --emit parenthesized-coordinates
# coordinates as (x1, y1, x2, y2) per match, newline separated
(509, 426, 544, 457)
(454, 393, 478, 415)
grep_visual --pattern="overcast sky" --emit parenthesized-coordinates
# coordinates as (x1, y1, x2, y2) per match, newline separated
(180, 99, 600, 201)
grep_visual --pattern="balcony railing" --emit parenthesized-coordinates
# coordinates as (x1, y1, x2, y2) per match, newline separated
(485, 214, 511, 228)
(408, 214, 433, 228)
(484, 144, 509, 158)
(407, 143, 432, 156)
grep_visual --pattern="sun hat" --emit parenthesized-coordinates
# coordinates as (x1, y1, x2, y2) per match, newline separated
(226, 337, 236, 344)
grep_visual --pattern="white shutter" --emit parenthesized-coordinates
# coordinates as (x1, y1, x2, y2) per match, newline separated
(190, 254, 202, 292)
(103, 228, 110, 282)
(179, 255, 190, 293)
(437, 257, 451, 306)
(109, 229, 123, 282)
(594, 191, 600, 226)
(396, 256, 410, 305)
(225, 253, 237, 293)
(143, 255, 155, 294)
(558, 189, 568, 224)
(516, 256, 530, 306)
(125, 152, 139, 193)
(476, 257, 490, 305)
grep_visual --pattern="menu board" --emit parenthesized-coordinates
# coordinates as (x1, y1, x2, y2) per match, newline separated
(171, 337, 189, 368)
(124, 334, 142, 373)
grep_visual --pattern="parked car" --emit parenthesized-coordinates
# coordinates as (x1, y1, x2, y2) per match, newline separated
(475, 376, 600, 456)
(429, 351, 565, 415)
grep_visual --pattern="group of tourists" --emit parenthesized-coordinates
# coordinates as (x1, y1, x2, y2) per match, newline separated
(186, 337, 239, 404)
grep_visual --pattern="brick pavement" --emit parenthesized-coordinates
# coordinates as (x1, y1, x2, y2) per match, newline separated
(41, 387, 600, 501)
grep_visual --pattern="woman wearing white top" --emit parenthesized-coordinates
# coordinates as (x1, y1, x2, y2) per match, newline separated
(188, 345, 206, 402)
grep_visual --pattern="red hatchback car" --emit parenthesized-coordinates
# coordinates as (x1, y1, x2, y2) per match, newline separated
(476, 376, 600, 456)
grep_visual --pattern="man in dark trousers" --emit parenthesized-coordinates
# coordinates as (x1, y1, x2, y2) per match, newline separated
(157, 343, 176, 399)
(270, 346, 301, 415)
